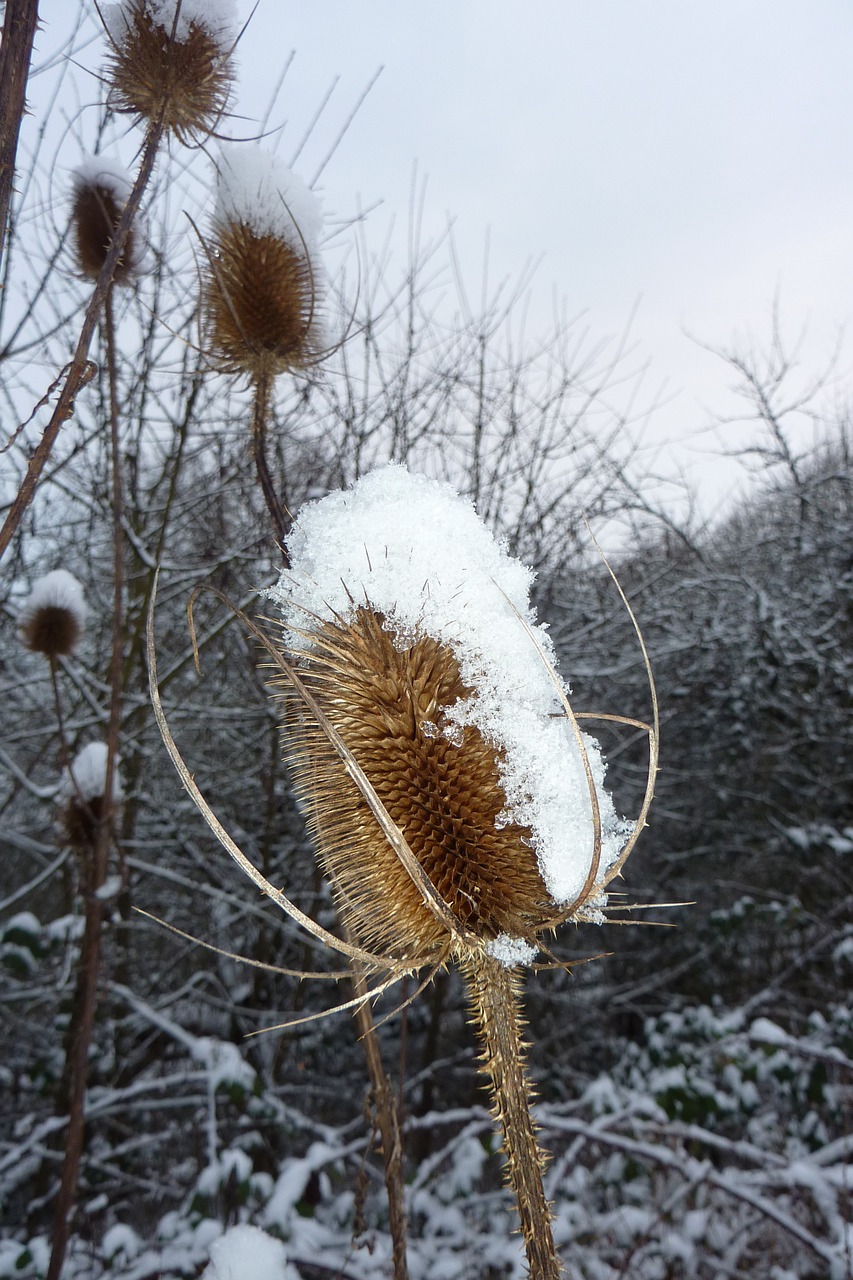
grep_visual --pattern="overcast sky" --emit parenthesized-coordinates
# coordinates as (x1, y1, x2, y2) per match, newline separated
(36, 1, 853, 518)
(225, 0, 853, 515)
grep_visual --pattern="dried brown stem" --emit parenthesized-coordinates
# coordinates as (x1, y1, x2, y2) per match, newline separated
(251, 371, 288, 555)
(0, 0, 40, 277)
(349, 953, 410, 1280)
(0, 119, 164, 561)
(460, 948, 561, 1280)
(47, 288, 125, 1280)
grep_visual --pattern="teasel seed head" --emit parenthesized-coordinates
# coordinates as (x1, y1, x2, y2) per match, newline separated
(19, 569, 87, 660)
(70, 157, 144, 284)
(61, 742, 123, 852)
(101, 0, 236, 143)
(269, 466, 630, 969)
(202, 145, 326, 381)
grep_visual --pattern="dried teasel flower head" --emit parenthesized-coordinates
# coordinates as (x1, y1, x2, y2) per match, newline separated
(19, 569, 87, 660)
(70, 156, 146, 284)
(202, 145, 326, 381)
(268, 466, 631, 969)
(61, 742, 123, 851)
(101, 0, 236, 142)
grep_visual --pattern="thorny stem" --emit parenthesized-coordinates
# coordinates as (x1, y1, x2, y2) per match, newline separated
(251, 371, 289, 558)
(0, 0, 40, 279)
(460, 948, 561, 1280)
(349, 953, 410, 1280)
(47, 287, 126, 1280)
(0, 118, 164, 562)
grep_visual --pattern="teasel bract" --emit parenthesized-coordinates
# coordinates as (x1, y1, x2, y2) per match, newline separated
(265, 465, 656, 1279)
(101, 0, 236, 143)
(201, 145, 326, 544)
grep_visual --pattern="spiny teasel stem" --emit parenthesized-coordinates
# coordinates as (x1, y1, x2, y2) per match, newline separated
(459, 948, 561, 1280)
(251, 372, 288, 556)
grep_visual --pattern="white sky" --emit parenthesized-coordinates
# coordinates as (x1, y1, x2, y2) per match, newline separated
(229, 0, 853, 519)
(27, 1, 853, 521)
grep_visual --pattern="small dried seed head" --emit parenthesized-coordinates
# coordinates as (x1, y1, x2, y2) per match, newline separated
(70, 158, 140, 284)
(19, 569, 87, 660)
(60, 743, 123, 852)
(203, 223, 322, 380)
(275, 607, 553, 963)
(102, 0, 235, 142)
(202, 147, 325, 380)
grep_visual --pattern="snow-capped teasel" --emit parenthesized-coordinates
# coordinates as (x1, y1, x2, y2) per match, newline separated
(60, 743, 123, 851)
(202, 144, 326, 381)
(102, 0, 237, 47)
(102, 0, 236, 142)
(19, 569, 87, 660)
(70, 156, 147, 284)
(269, 462, 630, 959)
(261, 463, 654, 1279)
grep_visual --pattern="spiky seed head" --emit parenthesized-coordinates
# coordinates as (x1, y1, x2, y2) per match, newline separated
(70, 158, 141, 284)
(102, 0, 235, 143)
(203, 223, 322, 380)
(270, 465, 630, 969)
(19, 569, 87, 660)
(276, 607, 553, 963)
(60, 743, 122, 852)
(202, 146, 325, 380)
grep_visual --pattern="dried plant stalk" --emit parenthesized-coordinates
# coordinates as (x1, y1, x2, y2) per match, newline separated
(460, 947, 560, 1279)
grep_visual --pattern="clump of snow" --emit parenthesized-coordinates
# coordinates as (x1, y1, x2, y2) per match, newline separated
(102, 1224, 141, 1262)
(61, 743, 123, 803)
(201, 1225, 299, 1280)
(486, 934, 538, 968)
(103, 0, 237, 48)
(270, 464, 629, 910)
(19, 569, 87, 634)
(214, 144, 323, 260)
(72, 155, 133, 203)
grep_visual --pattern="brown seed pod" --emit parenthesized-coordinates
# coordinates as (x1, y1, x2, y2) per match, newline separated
(70, 159, 139, 284)
(19, 569, 87, 660)
(60, 743, 122, 853)
(275, 606, 554, 963)
(203, 220, 323, 380)
(102, 0, 234, 142)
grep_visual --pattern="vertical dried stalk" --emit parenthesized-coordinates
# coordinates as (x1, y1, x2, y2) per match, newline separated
(460, 948, 560, 1280)
(0, 0, 40, 278)
(47, 288, 126, 1280)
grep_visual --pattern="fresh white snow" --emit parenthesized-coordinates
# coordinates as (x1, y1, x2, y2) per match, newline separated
(201, 1225, 299, 1280)
(270, 464, 628, 912)
(214, 144, 323, 260)
(19, 568, 87, 636)
(102, 0, 237, 48)
(61, 743, 123, 803)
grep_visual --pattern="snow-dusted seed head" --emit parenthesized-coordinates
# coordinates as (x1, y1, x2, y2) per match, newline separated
(61, 743, 123, 851)
(19, 569, 87, 660)
(70, 157, 143, 284)
(268, 466, 629, 968)
(202, 146, 326, 381)
(101, 0, 236, 142)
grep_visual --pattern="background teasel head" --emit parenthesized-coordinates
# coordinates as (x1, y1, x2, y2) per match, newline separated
(201, 145, 326, 382)
(268, 465, 632, 969)
(19, 569, 87, 661)
(60, 742, 123, 852)
(70, 156, 145, 284)
(101, 0, 236, 142)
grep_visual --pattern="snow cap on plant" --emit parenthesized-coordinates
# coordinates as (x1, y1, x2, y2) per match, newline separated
(70, 156, 146, 284)
(268, 465, 629, 968)
(61, 743, 123, 850)
(101, 0, 236, 142)
(19, 569, 87, 660)
(202, 144, 326, 380)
